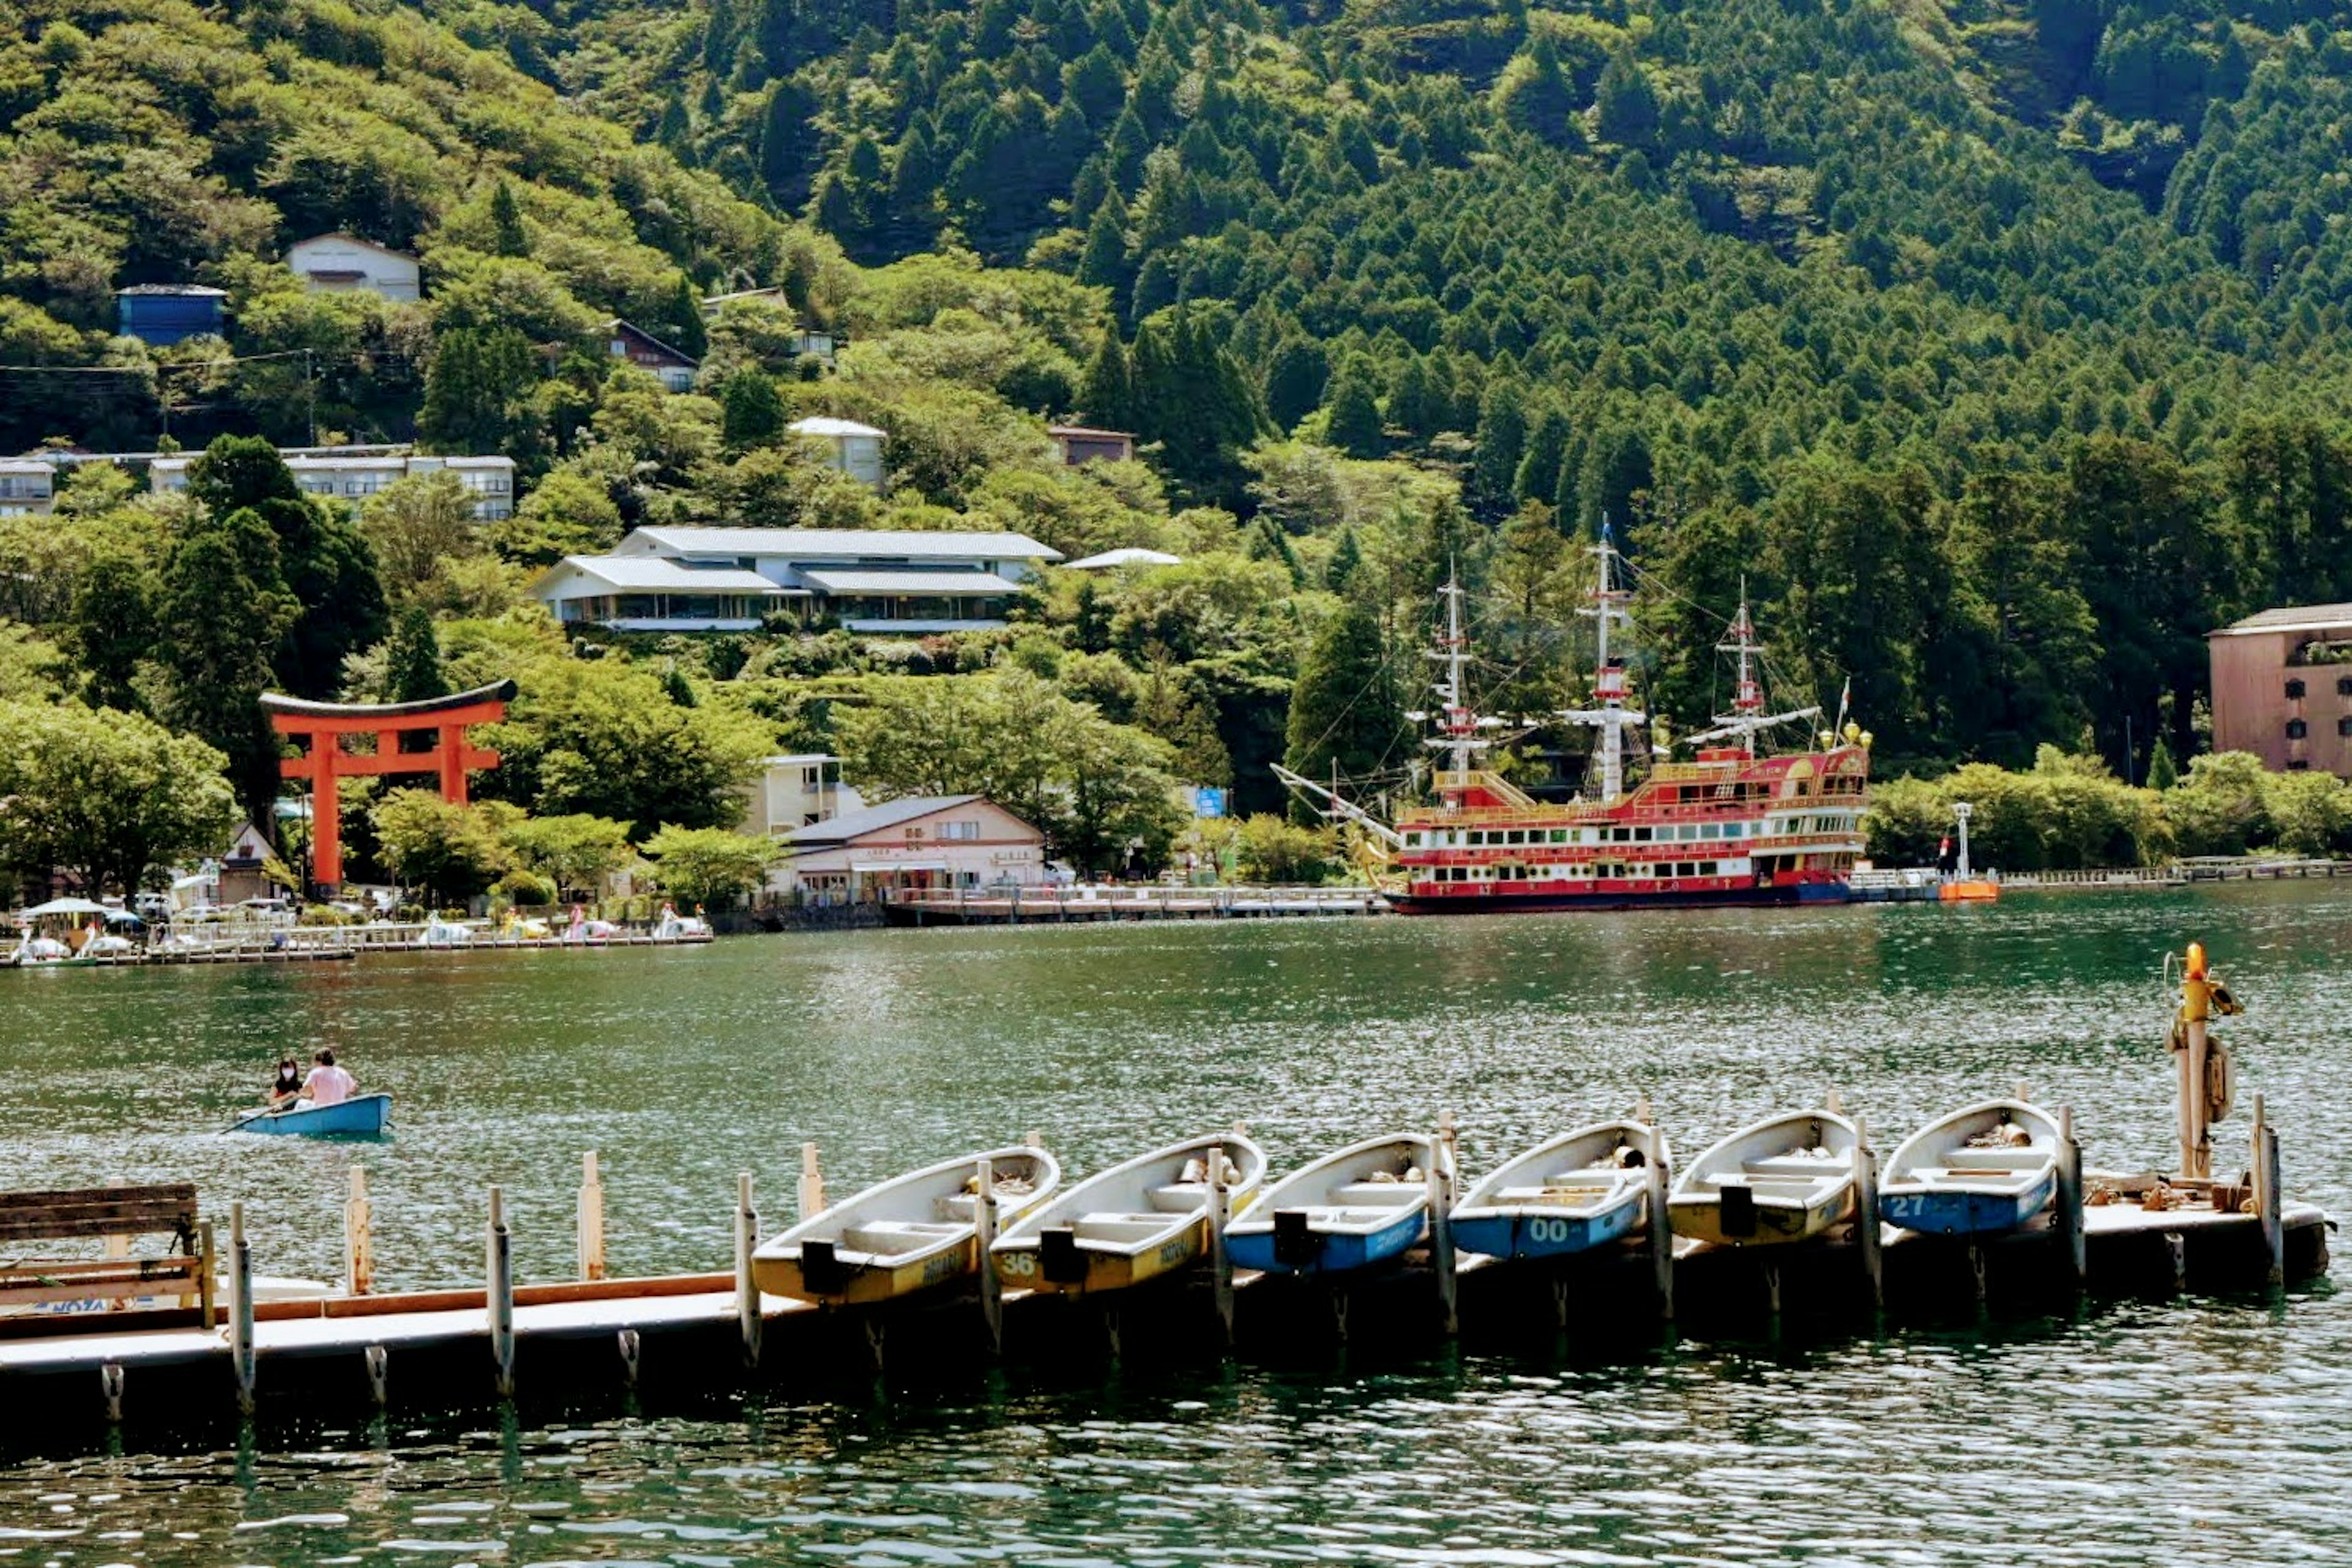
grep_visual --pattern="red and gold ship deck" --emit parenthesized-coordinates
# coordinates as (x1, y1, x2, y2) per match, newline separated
(1390, 744, 1871, 914)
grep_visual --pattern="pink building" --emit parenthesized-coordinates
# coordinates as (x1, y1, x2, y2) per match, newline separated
(2207, 603, 2352, 777)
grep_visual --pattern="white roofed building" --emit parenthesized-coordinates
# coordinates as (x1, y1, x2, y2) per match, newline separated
(1063, 547, 1181, 570)
(789, 417, 887, 487)
(0, 459, 55, 516)
(767, 794, 1047, 903)
(285, 234, 422, 303)
(151, 451, 516, 519)
(531, 526, 1063, 634)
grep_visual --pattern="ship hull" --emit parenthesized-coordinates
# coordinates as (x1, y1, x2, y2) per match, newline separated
(1390, 881, 1849, 916)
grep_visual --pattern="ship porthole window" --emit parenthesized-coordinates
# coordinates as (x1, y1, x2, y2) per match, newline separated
(2286, 679, 2307, 699)
(2339, 677, 2352, 697)
(2286, 718, 2309, 739)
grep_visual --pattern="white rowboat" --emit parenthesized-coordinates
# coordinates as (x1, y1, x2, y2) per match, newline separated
(752, 1145, 1061, 1306)
(992, 1132, 1265, 1296)
(1668, 1108, 1858, 1246)
(1879, 1099, 2061, 1236)
(1450, 1119, 1668, 1261)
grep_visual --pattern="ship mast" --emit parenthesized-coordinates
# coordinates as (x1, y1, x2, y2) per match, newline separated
(1682, 576, 1820, 755)
(1558, 523, 1646, 803)
(1426, 570, 1487, 782)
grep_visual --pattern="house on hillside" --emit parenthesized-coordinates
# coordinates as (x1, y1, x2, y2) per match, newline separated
(1049, 426, 1136, 466)
(0, 460, 55, 516)
(151, 451, 516, 519)
(285, 234, 421, 302)
(606, 319, 699, 391)
(767, 795, 1047, 903)
(2209, 603, 2352, 779)
(116, 285, 227, 345)
(742, 754, 862, 835)
(789, 417, 886, 487)
(529, 525, 1063, 634)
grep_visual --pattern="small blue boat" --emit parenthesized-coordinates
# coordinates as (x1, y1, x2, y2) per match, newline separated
(1224, 1133, 1435, 1277)
(1877, 1099, 2059, 1236)
(229, 1094, 393, 1138)
(1451, 1119, 1668, 1261)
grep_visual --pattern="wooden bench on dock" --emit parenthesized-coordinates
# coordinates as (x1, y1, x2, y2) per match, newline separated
(0, 1184, 215, 1338)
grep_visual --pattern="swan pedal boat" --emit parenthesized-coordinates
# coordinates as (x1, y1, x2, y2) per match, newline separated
(229, 1093, 393, 1137)
(1878, 1099, 2061, 1236)
(1668, 1109, 1858, 1246)
(750, 1145, 1061, 1307)
(1224, 1133, 1436, 1277)
(1450, 1119, 1669, 1261)
(992, 1131, 1265, 1297)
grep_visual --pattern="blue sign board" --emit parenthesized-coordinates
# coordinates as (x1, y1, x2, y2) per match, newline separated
(1191, 786, 1227, 819)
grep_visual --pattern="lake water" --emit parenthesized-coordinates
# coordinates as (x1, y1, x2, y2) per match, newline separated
(1, 884, 2345, 1565)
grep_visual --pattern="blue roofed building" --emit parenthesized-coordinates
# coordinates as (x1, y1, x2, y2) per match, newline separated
(116, 285, 228, 345)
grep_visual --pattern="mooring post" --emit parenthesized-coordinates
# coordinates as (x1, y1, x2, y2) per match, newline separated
(1428, 1113, 1459, 1336)
(797, 1142, 825, 1223)
(229, 1202, 256, 1415)
(736, 1173, 763, 1368)
(2055, 1104, 2087, 1289)
(364, 1344, 389, 1408)
(578, 1152, 608, 1281)
(1208, 1147, 1237, 1348)
(344, 1167, 374, 1297)
(1854, 1115, 1883, 1313)
(2254, 1092, 2284, 1287)
(197, 1219, 217, 1330)
(974, 1156, 1004, 1355)
(100, 1363, 125, 1423)
(1645, 1133, 1675, 1322)
(2179, 943, 2214, 1182)
(486, 1186, 515, 1398)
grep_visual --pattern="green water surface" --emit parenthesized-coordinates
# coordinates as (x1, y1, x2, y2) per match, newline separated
(0, 884, 2344, 1565)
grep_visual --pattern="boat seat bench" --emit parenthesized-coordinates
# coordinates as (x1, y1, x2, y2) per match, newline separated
(0, 1183, 215, 1332)
(837, 1220, 962, 1254)
(1326, 1182, 1423, 1206)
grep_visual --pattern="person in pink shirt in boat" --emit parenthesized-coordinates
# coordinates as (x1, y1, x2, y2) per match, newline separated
(301, 1048, 357, 1107)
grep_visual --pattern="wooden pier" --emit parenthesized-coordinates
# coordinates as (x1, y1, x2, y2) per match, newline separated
(6, 922, 714, 971)
(885, 884, 1387, 925)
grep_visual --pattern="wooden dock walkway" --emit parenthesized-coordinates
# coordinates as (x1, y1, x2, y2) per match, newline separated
(886, 885, 1386, 925)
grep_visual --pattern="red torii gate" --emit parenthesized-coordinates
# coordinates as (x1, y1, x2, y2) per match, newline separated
(262, 680, 516, 887)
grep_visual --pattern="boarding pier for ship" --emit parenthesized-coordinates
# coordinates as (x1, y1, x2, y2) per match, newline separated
(884, 884, 1385, 925)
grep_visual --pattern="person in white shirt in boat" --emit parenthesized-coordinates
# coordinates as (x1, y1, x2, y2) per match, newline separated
(302, 1048, 356, 1107)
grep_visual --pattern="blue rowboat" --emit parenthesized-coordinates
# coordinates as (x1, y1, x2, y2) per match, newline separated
(1878, 1099, 2060, 1237)
(1225, 1133, 1436, 1277)
(229, 1094, 393, 1137)
(1452, 1119, 1668, 1261)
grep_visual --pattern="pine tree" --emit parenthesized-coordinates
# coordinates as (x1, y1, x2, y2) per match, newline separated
(663, 663, 698, 707)
(761, 78, 821, 208)
(1076, 195, 1131, 295)
(1596, 50, 1661, 151)
(489, 179, 529, 257)
(159, 507, 300, 827)
(1263, 336, 1329, 434)
(1326, 526, 1363, 597)
(386, 606, 448, 703)
(1472, 382, 1528, 517)
(721, 369, 788, 451)
(69, 548, 155, 712)
(1078, 331, 1135, 430)
(1284, 601, 1407, 810)
(2146, 737, 2179, 791)
(1321, 361, 1384, 459)
(669, 276, 708, 361)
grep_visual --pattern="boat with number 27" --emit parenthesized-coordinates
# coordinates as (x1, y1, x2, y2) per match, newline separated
(1281, 533, 1872, 914)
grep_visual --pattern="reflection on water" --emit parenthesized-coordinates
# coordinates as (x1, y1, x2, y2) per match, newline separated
(1, 883, 2345, 1564)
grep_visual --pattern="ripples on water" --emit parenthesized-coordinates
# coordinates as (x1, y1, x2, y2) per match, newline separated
(0, 884, 2345, 1566)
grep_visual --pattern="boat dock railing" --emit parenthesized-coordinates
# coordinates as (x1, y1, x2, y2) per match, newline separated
(886, 883, 1389, 923)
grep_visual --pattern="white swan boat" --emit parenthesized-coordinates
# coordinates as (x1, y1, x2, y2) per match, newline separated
(1224, 1133, 1436, 1276)
(1879, 1099, 2062, 1236)
(1668, 1108, 1859, 1246)
(1450, 1118, 1669, 1261)
(992, 1131, 1265, 1296)
(751, 1145, 1061, 1306)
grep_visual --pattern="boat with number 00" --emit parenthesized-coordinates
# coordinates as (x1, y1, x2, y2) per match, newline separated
(1450, 1118, 1669, 1261)
(752, 1145, 1062, 1307)
(992, 1132, 1265, 1296)
(1280, 533, 1872, 914)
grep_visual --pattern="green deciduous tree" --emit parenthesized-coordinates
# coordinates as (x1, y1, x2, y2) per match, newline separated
(500, 812, 634, 900)
(371, 788, 512, 907)
(642, 824, 778, 908)
(0, 698, 236, 892)
(157, 505, 300, 826)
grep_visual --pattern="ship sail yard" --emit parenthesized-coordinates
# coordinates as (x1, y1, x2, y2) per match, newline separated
(1276, 527, 1874, 912)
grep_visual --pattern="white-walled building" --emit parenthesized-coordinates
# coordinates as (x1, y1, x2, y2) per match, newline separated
(284, 234, 422, 302)
(790, 417, 887, 488)
(0, 460, 55, 516)
(530, 526, 1063, 634)
(768, 795, 1047, 903)
(151, 451, 516, 519)
(606, 319, 699, 392)
(742, 753, 865, 835)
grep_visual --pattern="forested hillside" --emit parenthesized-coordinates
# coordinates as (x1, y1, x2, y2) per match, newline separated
(12, 0, 2352, 894)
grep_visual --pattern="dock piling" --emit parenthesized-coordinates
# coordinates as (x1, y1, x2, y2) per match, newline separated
(1854, 1115, 1884, 1311)
(2164, 1229, 2188, 1292)
(1430, 1112, 1459, 1336)
(197, 1219, 217, 1332)
(344, 1168, 374, 1296)
(617, 1329, 641, 1387)
(975, 1157, 1004, 1355)
(797, 1143, 825, 1223)
(2255, 1093, 2284, 1286)
(1208, 1148, 1236, 1347)
(364, 1344, 388, 1408)
(230, 1201, 256, 1415)
(578, 1153, 607, 1282)
(1643, 1131, 1675, 1321)
(486, 1187, 515, 1398)
(734, 1174, 763, 1368)
(2055, 1105, 2087, 1287)
(100, 1362, 123, 1422)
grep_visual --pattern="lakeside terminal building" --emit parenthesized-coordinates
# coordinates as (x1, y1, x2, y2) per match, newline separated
(530, 526, 1063, 634)
(2209, 601, 2352, 778)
